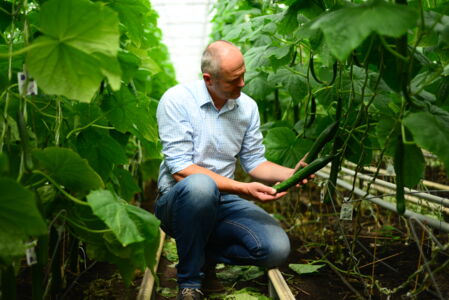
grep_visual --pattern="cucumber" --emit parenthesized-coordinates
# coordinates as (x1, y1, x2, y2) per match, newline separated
(273, 156, 334, 193)
(305, 121, 339, 164)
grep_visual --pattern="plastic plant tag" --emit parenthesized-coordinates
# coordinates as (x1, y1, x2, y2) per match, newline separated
(319, 182, 326, 202)
(18, 72, 38, 96)
(340, 198, 354, 221)
(26, 245, 37, 266)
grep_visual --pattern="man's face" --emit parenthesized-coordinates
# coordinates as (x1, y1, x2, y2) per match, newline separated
(205, 49, 246, 101)
(213, 63, 246, 100)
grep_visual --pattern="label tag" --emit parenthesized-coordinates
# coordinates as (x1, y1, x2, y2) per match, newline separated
(319, 182, 327, 202)
(340, 199, 354, 221)
(18, 72, 38, 96)
(26, 245, 37, 266)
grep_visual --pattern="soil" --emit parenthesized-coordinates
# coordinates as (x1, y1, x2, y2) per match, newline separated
(13, 162, 449, 300)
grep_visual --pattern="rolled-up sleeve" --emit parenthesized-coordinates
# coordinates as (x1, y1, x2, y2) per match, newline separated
(157, 93, 194, 174)
(238, 104, 267, 173)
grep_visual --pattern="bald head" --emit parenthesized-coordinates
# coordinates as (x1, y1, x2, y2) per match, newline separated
(201, 40, 243, 78)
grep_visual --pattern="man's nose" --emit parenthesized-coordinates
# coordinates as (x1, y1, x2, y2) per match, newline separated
(237, 77, 245, 88)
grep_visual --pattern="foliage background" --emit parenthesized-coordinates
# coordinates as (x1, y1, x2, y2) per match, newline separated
(0, 0, 176, 296)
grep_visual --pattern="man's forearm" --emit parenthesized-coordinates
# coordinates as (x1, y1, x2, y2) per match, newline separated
(173, 164, 248, 195)
(248, 161, 294, 184)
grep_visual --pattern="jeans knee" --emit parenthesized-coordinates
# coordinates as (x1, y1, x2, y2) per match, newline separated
(258, 233, 290, 268)
(180, 174, 219, 211)
(268, 238, 291, 267)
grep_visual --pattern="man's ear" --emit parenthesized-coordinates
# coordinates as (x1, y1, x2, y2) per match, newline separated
(203, 73, 212, 86)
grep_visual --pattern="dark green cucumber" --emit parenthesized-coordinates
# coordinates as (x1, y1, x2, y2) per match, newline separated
(274, 156, 334, 193)
(394, 136, 406, 215)
(305, 96, 316, 128)
(305, 121, 339, 164)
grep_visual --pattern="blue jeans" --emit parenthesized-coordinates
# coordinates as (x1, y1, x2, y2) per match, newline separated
(155, 174, 291, 289)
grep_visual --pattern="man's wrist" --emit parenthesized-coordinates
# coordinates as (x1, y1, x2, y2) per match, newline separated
(235, 181, 249, 195)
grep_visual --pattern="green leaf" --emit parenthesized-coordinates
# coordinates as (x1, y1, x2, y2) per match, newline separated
(118, 50, 141, 83)
(112, 168, 141, 202)
(103, 88, 158, 142)
(243, 74, 274, 100)
(0, 231, 27, 265)
(344, 132, 373, 166)
(244, 46, 270, 71)
(278, 0, 324, 34)
(128, 46, 162, 75)
(0, 177, 47, 237)
(27, 0, 121, 102)
(289, 263, 325, 275)
(403, 111, 449, 175)
(76, 129, 128, 180)
(33, 147, 104, 194)
(225, 293, 258, 300)
(264, 127, 312, 168)
(105, 0, 150, 46)
(267, 68, 308, 102)
(0, 178, 47, 263)
(311, 1, 418, 60)
(86, 189, 160, 246)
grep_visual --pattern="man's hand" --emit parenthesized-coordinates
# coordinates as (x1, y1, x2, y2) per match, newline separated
(244, 182, 287, 202)
(292, 154, 315, 186)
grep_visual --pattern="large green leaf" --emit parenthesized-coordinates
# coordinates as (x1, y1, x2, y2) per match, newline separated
(264, 127, 312, 168)
(103, 88, 158, 142)
(27, 0, 121, 102)
(403, 111, 449, 175)
(344, 130, 373, 166)
(311, 1, 418, 60)
(0, 178, 47, 237)
(33, 147, 104, 194)
(244, 46, 270, 71)
(278, 0, 324, 34)
(105, 0, 150, 46)
(86, 230, 160, 285)
(267, 68, 308, 102)
(76, 129, 128, 180)
(117, 50, 141, 83)
(0, 178, 46, 263)
(112, 168, 141, 202)
(86, 190, 160, 246)
(243, 74, 274, 100)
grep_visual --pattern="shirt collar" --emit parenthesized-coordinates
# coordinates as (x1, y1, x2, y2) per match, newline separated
(200, 80, 240, 111)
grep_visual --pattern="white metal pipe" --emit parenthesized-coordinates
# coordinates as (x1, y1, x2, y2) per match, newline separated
(337, 166, 449, 208)
(317, 171, 449, 233)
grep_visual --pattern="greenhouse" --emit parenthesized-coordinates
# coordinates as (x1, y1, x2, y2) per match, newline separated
(1, 0, 449, 299)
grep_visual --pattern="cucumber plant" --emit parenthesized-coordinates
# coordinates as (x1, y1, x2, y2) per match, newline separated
(0, 0, 176, 298)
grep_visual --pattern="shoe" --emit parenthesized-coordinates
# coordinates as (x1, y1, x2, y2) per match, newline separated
(202, 266, 225, 294)
(176, 288, 204, 300)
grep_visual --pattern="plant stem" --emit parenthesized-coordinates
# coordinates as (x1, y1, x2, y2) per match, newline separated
(32, 170, 90, 206)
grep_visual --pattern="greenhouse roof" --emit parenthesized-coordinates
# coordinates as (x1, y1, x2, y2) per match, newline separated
(152, 0, 215, 84)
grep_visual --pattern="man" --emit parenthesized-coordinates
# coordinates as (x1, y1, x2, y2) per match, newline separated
(156, 40, 308, 300)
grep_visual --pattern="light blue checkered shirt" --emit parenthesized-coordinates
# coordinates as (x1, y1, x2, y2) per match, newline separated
(156, 80, 267, 194)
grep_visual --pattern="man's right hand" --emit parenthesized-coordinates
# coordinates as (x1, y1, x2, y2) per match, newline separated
(243, 182, 287, 202)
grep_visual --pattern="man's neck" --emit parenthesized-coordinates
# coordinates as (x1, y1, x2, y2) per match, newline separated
(206, 87, 226, 110)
